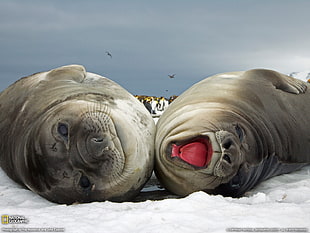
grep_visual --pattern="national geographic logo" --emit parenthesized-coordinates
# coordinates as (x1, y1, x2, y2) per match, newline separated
(1, 215, 29, 225)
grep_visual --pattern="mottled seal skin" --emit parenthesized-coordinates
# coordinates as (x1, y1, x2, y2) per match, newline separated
(155, 69, 310, 197)
(0, 65, 155, 204)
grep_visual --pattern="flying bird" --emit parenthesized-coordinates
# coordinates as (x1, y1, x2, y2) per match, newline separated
(106, 51, 112, 58)
(168, 74, 176, 79)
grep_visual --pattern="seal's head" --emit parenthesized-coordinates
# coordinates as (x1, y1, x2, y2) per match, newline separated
(28, 102, 133, 203)
(155, 101, 257, 196)
(0, 65, 154, 204)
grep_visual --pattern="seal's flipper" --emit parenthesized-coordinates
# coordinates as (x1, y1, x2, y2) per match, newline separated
(274, 74, 307, 94)
(46, 64, 86, 83)
(244, 69, 307, 94)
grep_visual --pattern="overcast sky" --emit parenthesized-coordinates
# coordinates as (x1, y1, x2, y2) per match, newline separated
(1, 0, 309, 97)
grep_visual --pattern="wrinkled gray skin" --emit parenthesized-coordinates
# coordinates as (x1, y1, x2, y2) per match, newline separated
(155, 69, 310, 197)
(0, 65, 155, 204)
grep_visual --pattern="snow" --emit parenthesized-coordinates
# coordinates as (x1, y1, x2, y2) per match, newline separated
(1, 165, 310, 233)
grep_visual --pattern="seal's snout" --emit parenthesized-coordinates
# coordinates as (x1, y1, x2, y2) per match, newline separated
(213, 130, 241, 177)
(88, 133, 114, 159)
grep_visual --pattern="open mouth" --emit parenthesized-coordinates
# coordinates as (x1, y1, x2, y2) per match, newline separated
(171, 137, 213, 168)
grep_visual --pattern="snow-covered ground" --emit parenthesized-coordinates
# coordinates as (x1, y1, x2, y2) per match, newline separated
(1, 75, 309, 233)
(1, 163, 310, 232)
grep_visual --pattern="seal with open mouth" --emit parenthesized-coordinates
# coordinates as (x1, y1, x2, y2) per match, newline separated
(0, 65, 155, 204)
(155, 69, 310, 197)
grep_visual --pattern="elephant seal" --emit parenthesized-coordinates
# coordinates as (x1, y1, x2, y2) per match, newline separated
(155, 69, 310, 197)
(0, 65, 155, 204)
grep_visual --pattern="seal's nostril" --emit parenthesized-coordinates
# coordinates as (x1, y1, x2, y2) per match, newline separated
(222, 139, 232, 150)
(92, 138, 104, 143)
(223, 154, 232, 164)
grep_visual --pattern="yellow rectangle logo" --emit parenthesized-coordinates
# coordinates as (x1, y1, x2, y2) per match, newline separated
(1, 215, 9, 224)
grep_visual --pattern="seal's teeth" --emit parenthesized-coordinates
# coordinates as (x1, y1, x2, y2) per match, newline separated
(103, 146, 110, 151)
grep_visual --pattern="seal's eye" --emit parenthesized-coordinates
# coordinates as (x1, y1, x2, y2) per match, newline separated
(235, 124, 244, 142)
(57, 123, 69, 139)
(79, 176, 91, 190)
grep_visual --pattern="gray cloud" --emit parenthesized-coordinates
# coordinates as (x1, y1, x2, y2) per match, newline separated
(0, 0, 310, 96)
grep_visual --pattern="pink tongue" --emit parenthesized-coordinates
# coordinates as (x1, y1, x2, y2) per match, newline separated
(172, 141, 210, 167)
